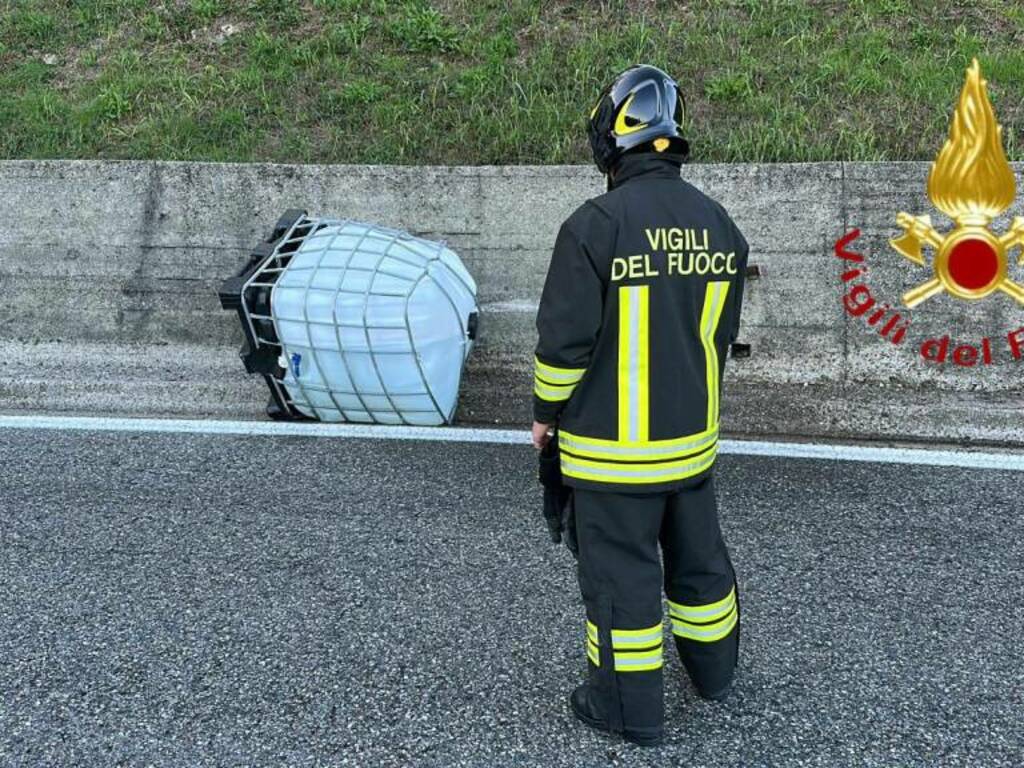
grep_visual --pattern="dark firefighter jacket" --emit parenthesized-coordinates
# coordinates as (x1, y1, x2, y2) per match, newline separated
(533, 152, 748, 493)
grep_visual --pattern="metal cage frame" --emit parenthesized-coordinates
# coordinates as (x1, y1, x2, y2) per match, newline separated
(220, 209, 478, 424)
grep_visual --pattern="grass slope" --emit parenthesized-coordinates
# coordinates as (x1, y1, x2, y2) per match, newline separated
(1, 0, 1023, 164)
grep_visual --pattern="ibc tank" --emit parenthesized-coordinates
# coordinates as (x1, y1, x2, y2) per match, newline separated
(219, 209, 479, 425)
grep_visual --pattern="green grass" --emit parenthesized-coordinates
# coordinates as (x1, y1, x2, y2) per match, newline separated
(1, 0, 1023, 163)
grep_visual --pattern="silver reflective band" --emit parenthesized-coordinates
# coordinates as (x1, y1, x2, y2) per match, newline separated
(612, 630, 662, 646)
(535, 358, 585, 383)
(561, 447, 717, 480)
(559, 428, 718, 458)
(670, 611, 738, 641)
(614, 654, 662, 669)
(670, 603, 734, 621)
(668, 587, 737, 621)
(534, 380, 574, 401)
(626, 286, 641, 443)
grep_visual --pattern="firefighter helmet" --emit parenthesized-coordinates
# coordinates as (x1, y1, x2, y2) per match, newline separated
(587, 64, 688, 174)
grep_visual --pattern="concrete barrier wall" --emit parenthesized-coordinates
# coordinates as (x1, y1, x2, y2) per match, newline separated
(1, 160, 1021, 445)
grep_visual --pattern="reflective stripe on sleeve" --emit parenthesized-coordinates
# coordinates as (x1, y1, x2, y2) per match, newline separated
(534, 380, 576, 402)
(534, 356, 586, 384)
(534, 357, 586, 403)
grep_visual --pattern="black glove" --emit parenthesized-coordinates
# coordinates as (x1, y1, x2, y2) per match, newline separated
(538, 434, 578, 558)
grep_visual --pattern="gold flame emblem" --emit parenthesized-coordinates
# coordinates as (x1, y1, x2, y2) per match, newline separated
(890, 59, 1024, 306)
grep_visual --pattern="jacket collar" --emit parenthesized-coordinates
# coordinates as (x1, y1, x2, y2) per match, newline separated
(608, 152, 684, 189)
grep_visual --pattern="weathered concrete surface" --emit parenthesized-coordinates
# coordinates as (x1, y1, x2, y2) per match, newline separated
(1, 160, 1022, 444)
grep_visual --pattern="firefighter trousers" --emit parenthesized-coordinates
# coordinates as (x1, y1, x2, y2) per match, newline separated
(574, 475, 739, 736)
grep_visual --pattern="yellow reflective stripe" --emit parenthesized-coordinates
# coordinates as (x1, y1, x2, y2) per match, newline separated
(637, 286, 650, 443)
(616, 659, 662, 672)
(617, 285, 650, 444)
(670, 607, 738, 643)
(611, 624, 663, 648)
(613, 647, 663, 672)
(562, 281, 730, 487)
(533, 379, 575, 402)
(617, 285, 634, 441)
(534, 356, 585, 384)
(586, 620, 600, 666)
(589, 620, 664, 669)
(561, 444, 717, 485)
(611, 624, 663, 639)
(700, 281, 730, 429)
(586, 620, 601, 665)
(667, 587, 736, 623)
(559, 428, 718, 462)
(558, 427, 716, 450)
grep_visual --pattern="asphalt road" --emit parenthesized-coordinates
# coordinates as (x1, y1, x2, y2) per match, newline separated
(1, 428, 1022, 768)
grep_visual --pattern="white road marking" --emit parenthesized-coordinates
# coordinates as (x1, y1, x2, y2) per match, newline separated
(0, 414, 1022, 471)
(479, 300, 538, 313)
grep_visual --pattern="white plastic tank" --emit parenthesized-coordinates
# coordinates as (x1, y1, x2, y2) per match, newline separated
(268, 220, 478, 425)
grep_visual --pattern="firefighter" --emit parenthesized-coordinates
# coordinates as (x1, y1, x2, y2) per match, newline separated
(532, 64, 748, 747)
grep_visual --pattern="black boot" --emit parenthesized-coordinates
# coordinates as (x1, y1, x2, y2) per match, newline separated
(697, 680, 734, 702)
(569, 685, 663, 747)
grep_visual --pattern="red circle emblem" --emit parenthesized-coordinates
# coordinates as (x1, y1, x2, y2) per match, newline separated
(947, 238, 999, 290)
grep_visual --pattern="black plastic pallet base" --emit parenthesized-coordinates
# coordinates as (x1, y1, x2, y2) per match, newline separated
(219, 208, 308, 420)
